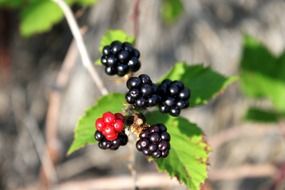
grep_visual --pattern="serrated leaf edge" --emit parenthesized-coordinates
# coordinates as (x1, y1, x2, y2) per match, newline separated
(160, 62, 239, 106)
(151, 116, 211, 190)
(67, 93, 125, 155)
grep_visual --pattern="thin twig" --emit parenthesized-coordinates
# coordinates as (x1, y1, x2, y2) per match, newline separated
(0, 10, 11, 82)
(128, 134, 138, 190)
(17, 162, 281, 190)
(132, 0, 141, 40)
(128, 1, 141, 189)
(25, 114, 58, 185)
(39, 40, 79, 188)
(45, 39, 79, 150)
(209, 123, 285, 149)
(19, 163, 279, 190)
(51, 0, 108, 95)
(269, 162, 285, 190)
(209, 164, 277, 181)
(46, 173, 181, 190)
(10, 90, 58, 187)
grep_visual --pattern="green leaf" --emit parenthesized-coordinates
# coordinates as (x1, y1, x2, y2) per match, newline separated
(161, 62, 238, 106)
(160, 0, 183, 24)
(76, 0, 97, 6)
(95, 58, 101, 65)
(146, 111, 210, 190)
(99, 30, 135, 53)
(240, 35, 285, 112)
(67, 93, 125, 155)
(0, 0, 22, 7)
(245, 107, 282, 123)
(241, 71, 285, 111)
(20, 0, 64, 36)
(19, 0, 96, 36)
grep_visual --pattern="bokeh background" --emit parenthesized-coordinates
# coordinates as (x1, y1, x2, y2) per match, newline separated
(1, 0, 285, 190)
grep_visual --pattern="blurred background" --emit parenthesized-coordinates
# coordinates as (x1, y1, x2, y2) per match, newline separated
(1, 0, 285, 189)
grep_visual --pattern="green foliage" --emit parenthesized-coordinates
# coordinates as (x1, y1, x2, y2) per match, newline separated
(68, 60, 236, 188)
(146, 111, 209, 190)
(245, 107, 281, 123)
(148, 63, 222, 188)
(240, 35, 285, 111)
(0, 0, 97, 36)
(67, 93, 125, 155)
(76, 0, 97, 6)
(96, 30, 135, 64)
(69, 56, 236, 188)
(0, 0, 22, 7)
(99, 30, 135, 52)
(161, 62, 238, 106)
(240, 35, 285, 121)
(160, 0, 183, 24)
(20, 1, 64, 37)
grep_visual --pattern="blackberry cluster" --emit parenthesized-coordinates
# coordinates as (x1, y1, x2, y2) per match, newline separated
(101, 41, 141, 76)
(136, 124, 170, 158)
(158, 79, 191, 116)
(95, 131, 128, 150)
(125, 74, 161, 108)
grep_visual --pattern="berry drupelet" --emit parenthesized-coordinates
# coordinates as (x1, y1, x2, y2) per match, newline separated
(158, 79, 191, 116)
(95, 130, 128, 150)
(125, 74, 161, 109)
(101, 41, 141, 76)
(136, 123, 170, 158)
(94, 112, 128, 150)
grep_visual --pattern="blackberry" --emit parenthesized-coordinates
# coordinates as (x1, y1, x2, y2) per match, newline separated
(101, 41, 141, 76)
(126, 74, 160, 108)
(158, 79, 191, 116)
(94, 112, 128, 150)
(136, 124, 170, 158)
(95, 130, 128, 150)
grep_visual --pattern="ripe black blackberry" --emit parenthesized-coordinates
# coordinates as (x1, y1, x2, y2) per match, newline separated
(94, 130, 128, 150)
(158, 79, 191, 116)
(125, 74, 161, 108)
(101, 41, 141, 76)
(136, 124, 170, 158)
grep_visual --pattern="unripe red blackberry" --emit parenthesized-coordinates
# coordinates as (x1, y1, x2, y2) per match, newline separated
(94, 112, 128, 150)
(136, 123, 170, 158)
(101, 41, 141, 76)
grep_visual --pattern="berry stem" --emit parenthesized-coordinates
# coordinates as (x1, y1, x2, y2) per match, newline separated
(127, 134, 138, 190)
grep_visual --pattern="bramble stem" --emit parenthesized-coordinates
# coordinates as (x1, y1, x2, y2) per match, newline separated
(51, 0, 108, 95)
(128, 0, 141, 189)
